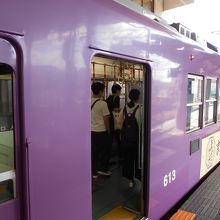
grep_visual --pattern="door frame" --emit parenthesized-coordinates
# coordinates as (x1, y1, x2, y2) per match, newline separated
(0, 33, 27, 220)
(142, 64, 151, 218)
(90, 50, 152, 218)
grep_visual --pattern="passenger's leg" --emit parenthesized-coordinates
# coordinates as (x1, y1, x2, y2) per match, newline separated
(115, 129, 122, 160)
(108, 131, 114, 164)
(91, 132, 99, 177)
(107, 114, 115, 165)
(122, 146, 135, 180)
(135, 144, 141, 180)
(99, 132, 111, 173)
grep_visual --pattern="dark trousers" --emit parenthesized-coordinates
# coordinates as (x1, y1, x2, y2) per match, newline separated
(122, 143, 141, 180)
(114, 129, 122, 159)
(91, 131, 110, 175)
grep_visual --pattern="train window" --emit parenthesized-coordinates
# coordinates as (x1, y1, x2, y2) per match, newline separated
(186, 30, 190, 38)
(0, 78, 13, 131)
(0, 65, 15, 203)
(218, 79, 220, 121)
(204, 78, 217, 125)
(180, 27, 185, 35)
(186, 75, 203, 132)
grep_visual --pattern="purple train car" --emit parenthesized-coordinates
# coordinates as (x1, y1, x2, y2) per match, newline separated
(0, 0, 220, 220)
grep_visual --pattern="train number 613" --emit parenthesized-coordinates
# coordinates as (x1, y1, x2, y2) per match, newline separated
(163, 170, 176, 187)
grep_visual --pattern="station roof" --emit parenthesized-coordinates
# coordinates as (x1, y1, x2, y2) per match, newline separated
(162, 0, 220, 48)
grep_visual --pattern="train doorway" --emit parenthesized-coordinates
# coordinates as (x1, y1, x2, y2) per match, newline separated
(91, 55, 149, 220)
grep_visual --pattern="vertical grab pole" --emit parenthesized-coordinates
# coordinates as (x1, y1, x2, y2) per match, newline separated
(120, 63, 123, 78)
(104, 64, 108, 98)
(138, 69, 141, 82)
(92, 62, 96, 83)
(114, 65, 116, 84)
(133, 64, 135, 80)
(104, 64, 107, 81)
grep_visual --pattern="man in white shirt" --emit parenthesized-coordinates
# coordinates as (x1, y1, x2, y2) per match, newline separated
(91, 82, 111, 179)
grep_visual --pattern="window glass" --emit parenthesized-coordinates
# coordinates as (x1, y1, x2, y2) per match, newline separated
(186, 105, 200, 131)
(218, 101, 220, 120)
(218, 83, 220, 120)
(0, 78, 13, 131)
(0, 66, 15, 203)
(206, 78, 217, 100)
(205, 101, 215, 124)
(186, 74, 203, 132)
(186, 30, 190, 38)
(205, 78, 217, 125)
(187, 77, 203, 103)
(0, 179, 14, 203)
(180, 27, 185, 35)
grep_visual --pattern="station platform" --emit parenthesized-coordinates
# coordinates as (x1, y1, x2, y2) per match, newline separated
(171, 165, 220, 220)
(94, 158, 220, 220)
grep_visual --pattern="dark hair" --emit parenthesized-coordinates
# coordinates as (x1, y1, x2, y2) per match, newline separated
(91, 82, 105, 95)
(112, 84, 122, 94)
(128, 89, 140, 108)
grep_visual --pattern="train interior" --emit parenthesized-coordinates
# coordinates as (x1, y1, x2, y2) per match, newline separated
(0, 64, 15, 204)
(91, 55, 146, 219)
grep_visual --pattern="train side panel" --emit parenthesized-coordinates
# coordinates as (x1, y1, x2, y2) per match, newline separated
(0, 1, 220, 220)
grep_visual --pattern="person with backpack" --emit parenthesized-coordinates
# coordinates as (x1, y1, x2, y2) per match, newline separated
(91, 82, 112, 179)
(121, 89, 141, 188)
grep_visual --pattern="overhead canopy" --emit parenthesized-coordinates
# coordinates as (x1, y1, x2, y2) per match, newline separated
(164, 0, 194, 11)
(131, 0, 194, 14)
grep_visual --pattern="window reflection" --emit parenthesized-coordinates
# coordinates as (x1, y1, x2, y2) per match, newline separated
(205, 78, 217, 125)
(186, 75, 203, 132)
(187, 77, 202, 103)
(186, 105, 200, 131)
(205, 102, 215, 124)
(0, 179, 14, 203)
(206, 78, 217, 100)
(0, 79, 13, 131)
(0, 65, 15, 203)
(218, 101, 220, 120)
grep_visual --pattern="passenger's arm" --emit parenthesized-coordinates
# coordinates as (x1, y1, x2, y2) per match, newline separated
(103, 115, 110, 134)
(102, 101, 110, 134)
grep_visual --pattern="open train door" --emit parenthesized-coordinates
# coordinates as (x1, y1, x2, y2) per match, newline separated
(91, 54, 150, 220)
(0, 35, 23, 220)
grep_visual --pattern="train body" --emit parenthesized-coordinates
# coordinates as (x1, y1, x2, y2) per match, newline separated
(0, 1, 220, 220)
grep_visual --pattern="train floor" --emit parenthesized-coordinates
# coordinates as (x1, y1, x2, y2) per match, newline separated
(92, 161, 141, 220)
(179, 165, 220, 220)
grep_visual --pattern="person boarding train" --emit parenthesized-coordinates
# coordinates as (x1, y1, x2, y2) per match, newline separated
(91, 82, 112, 179)
(121, 89, 142, 187)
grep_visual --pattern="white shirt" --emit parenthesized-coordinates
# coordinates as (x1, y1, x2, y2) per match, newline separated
(91, 98, 110, 132)
(113, 110, 123, 130)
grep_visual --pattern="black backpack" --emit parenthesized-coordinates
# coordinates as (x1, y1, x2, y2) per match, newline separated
(121, 105, 139, 146)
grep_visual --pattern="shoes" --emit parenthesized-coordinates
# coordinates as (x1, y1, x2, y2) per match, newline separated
(97, 171, 112, 176)
(129, 180, 135, 188)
